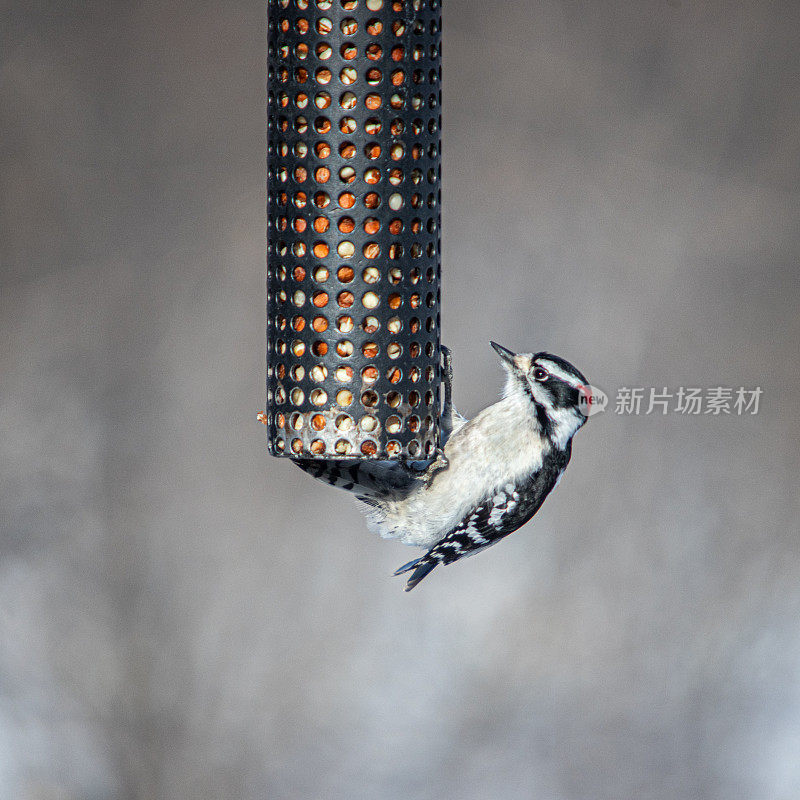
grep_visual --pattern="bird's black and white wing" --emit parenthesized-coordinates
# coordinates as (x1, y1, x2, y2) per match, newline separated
(394, 482, 528, 590)
(395, 445, 572, 590)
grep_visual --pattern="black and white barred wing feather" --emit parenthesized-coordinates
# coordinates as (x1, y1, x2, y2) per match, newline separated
(394, 482, 527, 591)
(394, 443, 572, 591)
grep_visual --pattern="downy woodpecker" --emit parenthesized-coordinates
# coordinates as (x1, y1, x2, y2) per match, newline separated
(294, 342, 592, 591)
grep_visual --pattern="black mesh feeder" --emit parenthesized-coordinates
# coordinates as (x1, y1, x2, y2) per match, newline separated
(266, 0, 442, 460)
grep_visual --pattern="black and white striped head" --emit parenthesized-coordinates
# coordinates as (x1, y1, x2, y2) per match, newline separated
(491, 341, 591, 445)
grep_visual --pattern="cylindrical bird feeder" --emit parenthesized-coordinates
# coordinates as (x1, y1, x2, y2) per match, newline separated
(266, 0, 442, 460)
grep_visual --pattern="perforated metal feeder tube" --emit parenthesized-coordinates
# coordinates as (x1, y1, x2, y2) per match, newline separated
(266, 0, 442, 460)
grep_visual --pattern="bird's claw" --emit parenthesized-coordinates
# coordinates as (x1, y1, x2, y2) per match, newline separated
(440, 345, 453, 390)
(423, 448, 449, 480)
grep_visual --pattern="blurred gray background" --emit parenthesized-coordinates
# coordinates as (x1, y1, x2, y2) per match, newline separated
(2, 1, 799, 798)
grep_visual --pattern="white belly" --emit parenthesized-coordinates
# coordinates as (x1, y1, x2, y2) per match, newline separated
(363, 397, 547, 547)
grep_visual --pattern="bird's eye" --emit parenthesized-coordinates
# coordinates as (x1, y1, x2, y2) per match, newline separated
(533, 367, 548, 381)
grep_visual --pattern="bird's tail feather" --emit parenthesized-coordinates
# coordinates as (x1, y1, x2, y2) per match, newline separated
(292, 457, 430, 501)
(393, 556, 437, 591)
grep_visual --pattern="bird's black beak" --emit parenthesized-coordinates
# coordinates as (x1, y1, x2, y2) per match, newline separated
(490, 341, 517, 366)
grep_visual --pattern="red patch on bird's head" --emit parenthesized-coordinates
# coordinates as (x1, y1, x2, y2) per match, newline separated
(577, 384, 608, 417)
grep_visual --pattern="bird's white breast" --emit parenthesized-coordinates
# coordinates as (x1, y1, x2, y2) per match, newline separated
(365, 394, 549, 547)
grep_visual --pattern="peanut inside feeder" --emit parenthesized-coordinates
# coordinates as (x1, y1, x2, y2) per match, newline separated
(267, 0, 442, 459)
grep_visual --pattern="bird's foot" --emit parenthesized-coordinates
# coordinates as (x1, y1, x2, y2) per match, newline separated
(441, 345, 453, 407)
(423, 449, 449, 480)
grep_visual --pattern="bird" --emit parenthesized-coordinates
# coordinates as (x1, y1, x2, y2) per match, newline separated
(293, 342, 592, 591)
